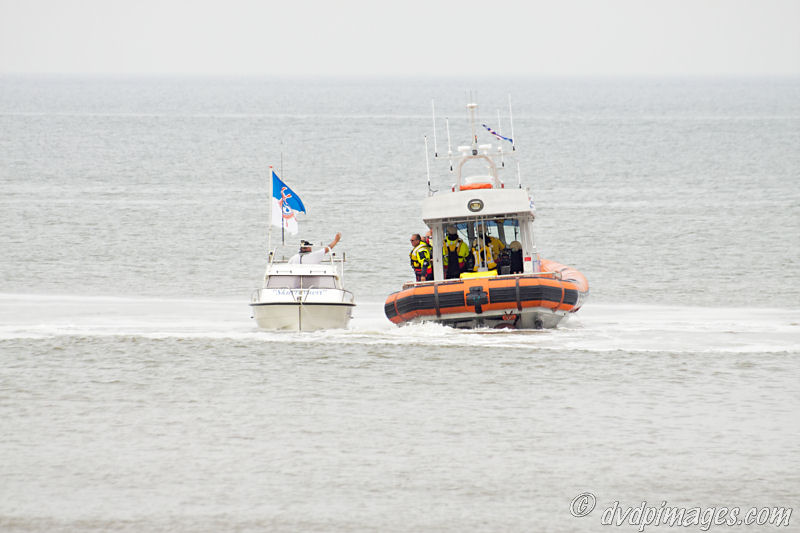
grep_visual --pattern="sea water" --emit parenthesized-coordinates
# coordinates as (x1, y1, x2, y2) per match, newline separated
(0, 76, 798, 532)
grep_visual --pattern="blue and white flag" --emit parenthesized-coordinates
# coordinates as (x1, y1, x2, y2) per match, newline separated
(271, 171, 306, 235)
(482, 123, 513, 144)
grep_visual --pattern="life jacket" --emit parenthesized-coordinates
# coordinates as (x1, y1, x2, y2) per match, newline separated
(410, 241, 433, 281)
(472, 239, 497, 271)
(442, 236, 468, 278)
(442, 237, 468, 264)
(486, 236, 505, 258)
(410, 242, 432, 270)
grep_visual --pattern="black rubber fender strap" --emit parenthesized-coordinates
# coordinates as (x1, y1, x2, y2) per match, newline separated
(515, 276, 522, 311)
(433, 283, 441, 317)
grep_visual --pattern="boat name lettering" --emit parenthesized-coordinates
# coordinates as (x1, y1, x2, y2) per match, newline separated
(273, 289, 326, 296)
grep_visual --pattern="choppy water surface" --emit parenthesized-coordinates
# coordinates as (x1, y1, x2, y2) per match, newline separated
(1, 77, 799, 532)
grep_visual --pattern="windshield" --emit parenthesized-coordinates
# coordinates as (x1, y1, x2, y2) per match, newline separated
(266, 275, 337, 289)
(445, 218, 520, 248)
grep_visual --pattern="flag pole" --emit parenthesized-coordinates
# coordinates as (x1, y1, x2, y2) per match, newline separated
(279, 148, 285, 246)
(268, 165, 274, 260)
(281, 169, 285, 245)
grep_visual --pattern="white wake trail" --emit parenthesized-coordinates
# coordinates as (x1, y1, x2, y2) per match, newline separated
(0, 294, 797, 354)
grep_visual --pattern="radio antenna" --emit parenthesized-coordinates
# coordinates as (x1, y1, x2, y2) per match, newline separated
(445, 117, 454, 172)
(508, 94, 516, 152)
(424, 135, 432, 196)
(431, 100, 439, 157)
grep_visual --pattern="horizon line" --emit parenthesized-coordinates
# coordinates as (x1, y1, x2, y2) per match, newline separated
(2, 72, 799, 80)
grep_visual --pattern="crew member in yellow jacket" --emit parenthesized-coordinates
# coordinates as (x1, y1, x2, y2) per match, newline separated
(471, 236, 497, 271)
(409, 233, 433, 281)
(442, 225, 470, 279)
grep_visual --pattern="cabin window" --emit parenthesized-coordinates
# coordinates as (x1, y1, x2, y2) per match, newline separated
(300, 275, 337, 289)
(445, 218, 520, 248)
(441, 218, 524, 273)
(266, 275, 337, 289)
(496, 218, 521, 244)
(266, 275, 300, 288)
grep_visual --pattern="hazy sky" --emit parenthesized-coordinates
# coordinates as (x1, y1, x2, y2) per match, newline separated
(1, 0, 798, 76)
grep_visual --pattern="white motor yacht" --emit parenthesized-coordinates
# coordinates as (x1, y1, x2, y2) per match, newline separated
(250, 253, 355, 331)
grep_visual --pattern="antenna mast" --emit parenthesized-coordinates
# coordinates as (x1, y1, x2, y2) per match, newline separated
(424, 136, 432, 196)
(431, 100, 439, 157)
(467, 102, 478, 154)
(508, 95, 517, 152)
(508, 95, 521, 187)
(445, 117, 454, 172)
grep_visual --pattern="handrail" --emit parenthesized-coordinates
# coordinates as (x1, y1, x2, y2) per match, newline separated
(265, 248, 347, 282)
(267, 248, 347, 266)
(456, 154, 500, 189)
(401, 271, 561, 290)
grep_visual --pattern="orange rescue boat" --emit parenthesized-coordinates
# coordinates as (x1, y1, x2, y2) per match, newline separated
(384, 100, 589, 329)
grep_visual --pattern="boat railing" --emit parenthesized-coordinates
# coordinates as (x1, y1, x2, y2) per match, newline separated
(267, 249, 347, 265)
(265, 249, 348, 281)
(455, 154, 501, 190)
(401, 271, 561, 290)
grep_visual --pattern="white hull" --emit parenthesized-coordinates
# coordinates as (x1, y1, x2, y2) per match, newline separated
(250, 283, 355, 332)
(250, 302, 353, 331)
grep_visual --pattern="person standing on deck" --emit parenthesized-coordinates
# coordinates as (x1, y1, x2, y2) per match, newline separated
(471, 235, 497, 271)
(409, 233, 433, 281)
(442, 225, 469, 279)
(484, 230, 505, 259)
(289, 232, 341, 264)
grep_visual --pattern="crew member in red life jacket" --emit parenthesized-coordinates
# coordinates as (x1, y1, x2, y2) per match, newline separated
(442, 225, 469, 279)
(409, 233, 433, 281)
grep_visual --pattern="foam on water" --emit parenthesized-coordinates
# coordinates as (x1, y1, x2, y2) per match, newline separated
(2, 293, 797, 354)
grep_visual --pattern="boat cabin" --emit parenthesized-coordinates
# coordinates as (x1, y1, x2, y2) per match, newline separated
(421, 146, 540, 281)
